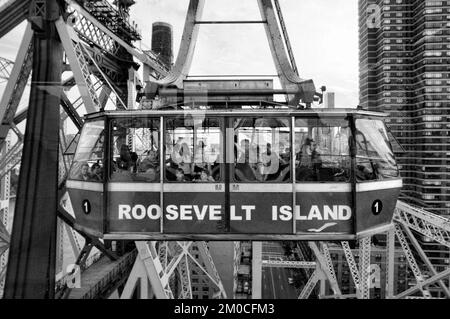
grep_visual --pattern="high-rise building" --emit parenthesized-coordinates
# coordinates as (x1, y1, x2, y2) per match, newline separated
(359, 0, 450, 215)
(323, 92, 335, 109)
(151, 22, 173, 67)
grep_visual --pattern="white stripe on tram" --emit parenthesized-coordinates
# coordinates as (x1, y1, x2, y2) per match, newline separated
(108, 183, 161, 192)
(66, 180, 103, 192)
(67, 179, 403, 193)
(164, 183, 225, 192)
(356, 179, 403, 192)
(230, 184, 292, 193)
(295, 183, 352, 193)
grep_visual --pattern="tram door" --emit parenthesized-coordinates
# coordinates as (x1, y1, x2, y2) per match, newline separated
(162, 116, 227, 234)
(354, 118, 402, 233)
(229, 117, 293, 234)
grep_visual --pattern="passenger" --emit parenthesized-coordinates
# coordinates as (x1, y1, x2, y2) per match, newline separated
(112, 162, 133, 181)
(175, 168, 186, 182)
(311, 142, 323, 181)
(235, 139, 257, 181)
(145, 167, 158, 182)
(111, 160, 118, 173)
(90, 163, 103, 182)
(237, 139, 250, 163)
(298, 137, 314, 168)
(261, 143, 280, 177)
(194, 168, 215, 182)
(193, 141, 208, 172)
(117, 144, 133, 172)
(356, 163, 375, 181)
(138, 166, 157, 182)
(130, 151, 138, 173)
(140, 150, 159, 172)
(296, 137, 315, 181)
(79, 162, 91, 181)
(172, 142, 192, 175)
(279, 143, 290, 164)
(146, 149, 159, 167)
(120, 144, 132, 164)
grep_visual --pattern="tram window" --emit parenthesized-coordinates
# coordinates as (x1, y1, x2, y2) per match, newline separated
(295, 118, 351, 182)
(69, 121, 105, 182)
(110, 118, 160, 182)
(233, 118, 290, 182)
(165, 117, 222, 182)
(355, 119, 399, 181)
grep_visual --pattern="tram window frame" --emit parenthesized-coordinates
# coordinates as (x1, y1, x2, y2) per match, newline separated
(294, 117, 352, 183)
(68, 119, 105, 183)
(354, 117, 400, 182)
(232, 117, 292, 183)
(164, 116, 224, 183)
(108, 117, 161, 183)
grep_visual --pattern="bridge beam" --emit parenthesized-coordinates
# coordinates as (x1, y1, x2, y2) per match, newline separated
(4, 0, 64, 298)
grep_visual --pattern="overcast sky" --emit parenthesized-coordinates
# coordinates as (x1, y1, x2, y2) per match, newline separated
(0, 0, 358, 107)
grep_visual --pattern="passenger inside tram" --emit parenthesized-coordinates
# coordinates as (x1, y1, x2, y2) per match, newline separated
(90, 162, 103, 182)
(79, 162, 91, 181)
(111, 159, 133, 182)
(135, 157, 159, 182)
(110, 118, 161, 182)
(311, 141, 323, 181)
(296, 137, 315, 181)
(234, 117, 290, 182)
(295, 118, 352, 182)
(175, 168, 187, 182)
(235, 139, 258, 181)
(171, 139, 192, 176)
(194, 168, 216, 182)
(165, 117, 221, 183)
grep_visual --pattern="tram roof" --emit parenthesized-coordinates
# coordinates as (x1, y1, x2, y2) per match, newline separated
(84, 108, 388, 121)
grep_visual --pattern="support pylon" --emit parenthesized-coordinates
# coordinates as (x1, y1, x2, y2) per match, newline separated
(4, 0, 63, 299)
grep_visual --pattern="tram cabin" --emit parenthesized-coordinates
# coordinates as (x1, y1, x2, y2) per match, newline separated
(64, 108, 402, 240)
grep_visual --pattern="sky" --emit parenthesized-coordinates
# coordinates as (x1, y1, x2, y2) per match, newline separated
(0, 0, 359, 107)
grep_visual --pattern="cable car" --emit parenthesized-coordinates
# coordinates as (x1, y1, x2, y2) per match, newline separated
(64, 106, 402, 240)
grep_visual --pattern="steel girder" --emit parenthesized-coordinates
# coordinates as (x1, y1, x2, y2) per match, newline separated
(262, 259, 316, 269)
(298, 268, 322, 299)
(0, 57, 14, 82)
(195, 242, 228, 298)
(357, 237, 371, 299)
(66, 0, 169, 78)
(0, 23, 33, 151)
(0, 134, 11, 296)
(394, 224, 431, 298)
(385, 226, 395, 299)
(117, 241, 228, 299)
(4, 3, 63, 296)
(341, 241, 360, 290)
(0, 0, 30, 38)
(400, 223, 450, 298)
(56, 17, 101, 113)
(308, 242, 342, 297)
(394, 201, 450, 248)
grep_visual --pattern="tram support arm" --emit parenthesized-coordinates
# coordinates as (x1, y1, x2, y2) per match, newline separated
(57, 206, 118, 261)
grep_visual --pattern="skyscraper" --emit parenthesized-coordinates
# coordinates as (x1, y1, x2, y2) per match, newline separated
(151, 22, 173, 67)
(359, 0, 450, 215)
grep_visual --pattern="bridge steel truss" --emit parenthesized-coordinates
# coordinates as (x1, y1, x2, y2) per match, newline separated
(0, 0, 450, 299)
